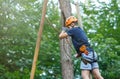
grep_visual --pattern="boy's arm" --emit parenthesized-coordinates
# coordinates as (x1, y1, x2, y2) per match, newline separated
(59, 30, 68, 39)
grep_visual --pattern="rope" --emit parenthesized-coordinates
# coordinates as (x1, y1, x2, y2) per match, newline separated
(45, 17, 76, 56)
(45, 17, 82, 76)
(62, 39, 71, 58)
(45, 17, 60, 33)
(65, 38, 76, 54)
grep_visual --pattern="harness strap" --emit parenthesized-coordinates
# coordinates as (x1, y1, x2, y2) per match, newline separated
(81, 58, 97, 64)
(80, 45, 98, 64)
(79, 45, 88, 55)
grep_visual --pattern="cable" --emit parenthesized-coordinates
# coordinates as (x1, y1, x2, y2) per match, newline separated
(45, 17, 76, 55)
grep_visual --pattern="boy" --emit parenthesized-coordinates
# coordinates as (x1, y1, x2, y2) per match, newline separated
(59, 16, 103, 79)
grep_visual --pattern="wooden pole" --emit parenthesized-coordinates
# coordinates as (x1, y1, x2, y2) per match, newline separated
(30, 0, 48, 79)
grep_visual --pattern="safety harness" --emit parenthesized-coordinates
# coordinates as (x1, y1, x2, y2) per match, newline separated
(79, 45, 97, 64)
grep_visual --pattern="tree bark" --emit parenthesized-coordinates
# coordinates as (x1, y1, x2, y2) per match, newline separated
(59, 0, 74, 79)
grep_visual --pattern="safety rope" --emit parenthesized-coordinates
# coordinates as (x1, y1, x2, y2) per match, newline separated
(45, 17, 76, 57)
(45, 17, 81, 76)
(65, 38, 76, 53)
(45, 17, 60, 33)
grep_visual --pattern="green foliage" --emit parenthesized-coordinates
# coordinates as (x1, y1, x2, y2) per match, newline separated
(0, 0, 120, 78)
(82, 0, 120, 78)
(0, 0, 61, 78)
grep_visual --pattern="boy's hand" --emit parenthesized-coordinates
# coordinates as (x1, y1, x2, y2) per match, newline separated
(74, 53, 81, 58)
(59, 30, 68, 39)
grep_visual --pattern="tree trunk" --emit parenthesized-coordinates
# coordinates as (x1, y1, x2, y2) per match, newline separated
(59, 0, 74, 79)
(75, 1, 83, 29)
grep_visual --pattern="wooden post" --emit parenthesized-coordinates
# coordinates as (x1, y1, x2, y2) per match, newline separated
(30, 0, 48, 79)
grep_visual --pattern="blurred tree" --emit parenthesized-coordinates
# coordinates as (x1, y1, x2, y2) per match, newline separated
(0, 0, 120, 78)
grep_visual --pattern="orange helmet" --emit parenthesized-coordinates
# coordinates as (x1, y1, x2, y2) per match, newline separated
(65, 16, 78, 27)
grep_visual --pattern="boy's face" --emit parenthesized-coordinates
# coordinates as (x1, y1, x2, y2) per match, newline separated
(71, 23, 75, 26)
(67, 23, 75, 29)
(67, 26, 72, 29)
(67, 26, 71, 29)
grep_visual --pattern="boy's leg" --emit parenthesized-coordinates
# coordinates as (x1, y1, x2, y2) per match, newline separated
(90, 62, 103, 79)
(80, 61, 92, 79)
(81, 70, 90, 79)
(92, 68, 104, 79)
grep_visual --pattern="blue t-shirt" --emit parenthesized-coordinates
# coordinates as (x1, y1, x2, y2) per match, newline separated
(67, 27, 90, 53)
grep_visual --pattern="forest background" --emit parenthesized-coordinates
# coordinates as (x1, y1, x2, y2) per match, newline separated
(0, 0, 120, 79)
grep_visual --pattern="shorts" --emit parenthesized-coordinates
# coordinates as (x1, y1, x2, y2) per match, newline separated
(80, 61, 99, 70)
(81, 50, 98, 62)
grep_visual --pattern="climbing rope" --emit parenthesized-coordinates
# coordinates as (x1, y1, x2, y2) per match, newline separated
(45, 17, 81, 76)
(45, 17, 76, 57)
(45, 17, 60, 33)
